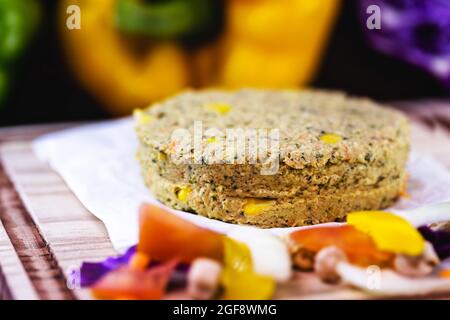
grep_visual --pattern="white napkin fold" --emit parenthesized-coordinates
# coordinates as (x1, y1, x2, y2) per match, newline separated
(33, 119, 450, 251)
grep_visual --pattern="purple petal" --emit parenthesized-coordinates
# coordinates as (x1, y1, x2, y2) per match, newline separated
(419, 226, 450, 259)
(80, 246, 137, 287)
(359, 0, 450, 88)
(79, 245, 190, 288)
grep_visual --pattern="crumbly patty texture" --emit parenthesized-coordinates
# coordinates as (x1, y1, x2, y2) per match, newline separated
(136, 89, 410, 227)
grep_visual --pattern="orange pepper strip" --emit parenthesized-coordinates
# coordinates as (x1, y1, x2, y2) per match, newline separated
(129, 252, 151, 271)
(288, 225, 395, 268)
(138, 204, 224, 263)
(91, 260, 177, 300)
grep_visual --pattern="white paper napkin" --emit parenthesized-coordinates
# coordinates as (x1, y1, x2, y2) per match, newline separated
(33, 119, 450, 251)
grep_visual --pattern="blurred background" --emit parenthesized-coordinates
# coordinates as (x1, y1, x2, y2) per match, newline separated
(0, 0, 449, 127)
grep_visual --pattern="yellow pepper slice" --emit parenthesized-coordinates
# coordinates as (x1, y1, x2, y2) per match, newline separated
(347, 211, 425, 256)
(221, 238, 275, 300)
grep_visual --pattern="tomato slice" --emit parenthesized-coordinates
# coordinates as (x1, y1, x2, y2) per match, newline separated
(91, 260, 177, 300)
(138, 204, 224, 263)
(288, 225, 395, 268)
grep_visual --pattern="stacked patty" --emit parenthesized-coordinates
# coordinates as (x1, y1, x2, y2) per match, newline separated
(135, 89, 410, 227)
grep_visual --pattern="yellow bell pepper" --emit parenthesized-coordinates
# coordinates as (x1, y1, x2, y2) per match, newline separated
(197, 0, 341, 88)
(347, 211, 426, 256)
(60, 0, 341, 115)
(59, 0, 190, 115)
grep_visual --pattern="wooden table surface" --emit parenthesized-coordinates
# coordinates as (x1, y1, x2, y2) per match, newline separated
(1, 100, 450, 300)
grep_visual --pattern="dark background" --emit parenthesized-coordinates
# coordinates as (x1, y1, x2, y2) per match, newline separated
(0, 0, 448, 127)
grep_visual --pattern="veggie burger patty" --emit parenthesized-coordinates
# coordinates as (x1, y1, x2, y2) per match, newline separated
(135, 89, 410, 227)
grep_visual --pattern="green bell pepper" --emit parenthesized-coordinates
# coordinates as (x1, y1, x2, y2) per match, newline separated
(115, 0, 222, 40)
(0, 0, 40, 106)
(0, 66, 8, 104)
(0, 0, 40, 64)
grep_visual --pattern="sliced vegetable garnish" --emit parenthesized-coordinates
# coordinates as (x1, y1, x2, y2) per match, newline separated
(138, 204, 224, 262)
(80, 246, 137, 287)
(129, 252, 151, 271)
(419, 226, 450, 260)
(347, 211, 425, 256)
(91, 260, 178, 300)
(220, 238, 275, 300)
(80, 244, 188, 289)
(228, 228, 292, 282)
(288, 225, 394, 267)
